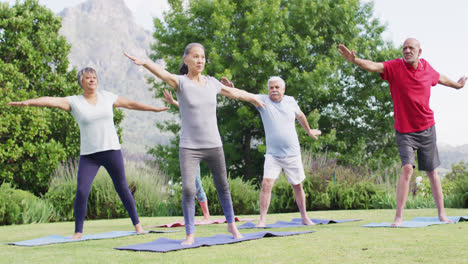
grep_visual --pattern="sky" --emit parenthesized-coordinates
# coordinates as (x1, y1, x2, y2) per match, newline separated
(3, 0, 467, 146)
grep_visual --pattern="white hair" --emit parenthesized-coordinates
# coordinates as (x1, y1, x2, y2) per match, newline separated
(267, 76, 285, 88)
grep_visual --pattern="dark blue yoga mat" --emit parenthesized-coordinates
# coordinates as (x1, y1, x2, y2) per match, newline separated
(7, 230, 180, 246)
(115, 230, 315, 252)
(238, 218, 361, 229)
(361, 216, 468, 228)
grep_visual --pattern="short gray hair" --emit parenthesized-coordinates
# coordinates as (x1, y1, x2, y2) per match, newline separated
(267, 76, 285, 89)
(77, 67, 98, 87)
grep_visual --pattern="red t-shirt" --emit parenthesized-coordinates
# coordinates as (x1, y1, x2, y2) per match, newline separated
(380, 58, 440, 133)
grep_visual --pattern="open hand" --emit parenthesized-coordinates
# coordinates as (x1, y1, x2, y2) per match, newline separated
(221, 77, 234, 88)
(457, 76, 467, 89)
(308, 129, 322, 140)
(338, 44, 356, 63)
(124, 52, 148, 66)
(8, 101, 28, 107)
(252, 97, 266, 110)
(162, 89, 176, 105)
(154, 106, 170, 112)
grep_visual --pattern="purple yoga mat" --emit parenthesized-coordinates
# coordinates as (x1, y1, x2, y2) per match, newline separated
(115, 230, 315, 252)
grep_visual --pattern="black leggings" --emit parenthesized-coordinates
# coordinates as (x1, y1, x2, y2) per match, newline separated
(74, 149, 139, 233)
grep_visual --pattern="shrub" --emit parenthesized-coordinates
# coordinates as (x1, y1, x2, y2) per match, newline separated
(0, 183, 54, 225)
(327, 181, 378, 210)
(44, 181, 76, 221)
(45, 157, 172, 220)
(450, 173, 468, 208)
(303, 175, 330, 210)
(193, 175, 259, 216)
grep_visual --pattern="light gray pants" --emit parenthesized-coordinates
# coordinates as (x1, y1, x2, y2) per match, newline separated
(179, 147, 235, 235)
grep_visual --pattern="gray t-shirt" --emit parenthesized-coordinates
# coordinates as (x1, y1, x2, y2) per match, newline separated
(176, 75, 223, 149)
(256, 94, 301, 157)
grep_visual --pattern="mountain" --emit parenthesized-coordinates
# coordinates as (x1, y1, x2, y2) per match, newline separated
(58, 0, 173, 153)
(438, 143, 468, 172)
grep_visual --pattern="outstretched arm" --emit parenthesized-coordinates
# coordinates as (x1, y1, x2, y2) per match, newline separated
(338, 44, 384, 73)
(162, 89, 179, 108)
(296, 110, 321, 140)
(114, 96, 169, 112)
(219, 77, 266, 109)
(124, 52, 179, 90)
(438, 74, 467, 90)
(8, 97, 70, 111)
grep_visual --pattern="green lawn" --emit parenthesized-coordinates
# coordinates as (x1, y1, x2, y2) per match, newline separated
(1, 208, 467, 264)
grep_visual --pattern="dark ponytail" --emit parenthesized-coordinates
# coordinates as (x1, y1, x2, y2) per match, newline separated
(178, 42, 205, 75)
(179, 62, 189, 75)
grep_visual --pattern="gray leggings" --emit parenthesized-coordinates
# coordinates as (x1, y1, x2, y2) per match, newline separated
(179, 147, 235, 234)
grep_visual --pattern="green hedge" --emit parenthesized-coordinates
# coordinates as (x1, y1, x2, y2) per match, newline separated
(0, 183, 55, 225)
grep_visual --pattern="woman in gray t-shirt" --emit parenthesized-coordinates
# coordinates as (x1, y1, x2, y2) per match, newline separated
(125, 43, 265, 245)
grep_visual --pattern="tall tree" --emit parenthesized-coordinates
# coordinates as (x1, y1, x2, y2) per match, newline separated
(149, 0, 400, 183)
(0, 0, 123, 194)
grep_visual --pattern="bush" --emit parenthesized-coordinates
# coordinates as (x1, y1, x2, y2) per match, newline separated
(0, 183, 55, 225)
(268, 176, 297, 214)
(326, 181, 378, 210)
(449, 174, 468, 208)
(303, 175, 330, 210)
(44, 181, 76, 221)
(193, 175, 259, 216)
(45, 157, 172, 220)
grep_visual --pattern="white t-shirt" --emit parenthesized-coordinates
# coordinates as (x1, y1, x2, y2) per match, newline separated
(176, 75, 223, 149)
(256, 94, 301, 157)
(67, 90, 120, 155)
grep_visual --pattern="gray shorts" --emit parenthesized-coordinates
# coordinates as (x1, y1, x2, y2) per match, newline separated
(395, 125, 440, 171)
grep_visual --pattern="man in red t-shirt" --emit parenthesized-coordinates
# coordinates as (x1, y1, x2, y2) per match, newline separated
(339, 38, 467, 226)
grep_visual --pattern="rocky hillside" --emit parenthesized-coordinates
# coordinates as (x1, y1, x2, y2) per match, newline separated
(58, 0, 172, 153)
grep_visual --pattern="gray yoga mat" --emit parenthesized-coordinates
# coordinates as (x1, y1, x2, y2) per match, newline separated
(361, 216, 468, 228)
(7, 230, 180, 246)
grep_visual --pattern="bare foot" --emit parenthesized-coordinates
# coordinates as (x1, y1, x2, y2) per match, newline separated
(71, 233, 82, 240)
(391, 217, 403, 227)
(135, 223, 145, 234)
(302, 218, 316, 226)
(439, 215, 453, 223)
(181, 234, 195, 245)
(256, 217, 268, 228)
(227, 223, 243, 239)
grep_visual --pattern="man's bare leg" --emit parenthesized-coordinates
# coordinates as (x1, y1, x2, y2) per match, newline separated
(392, 164, 413, 226)
(292, 183, 315, 225)
(257, 178, 275, 227)
(426, 169, 452, 223)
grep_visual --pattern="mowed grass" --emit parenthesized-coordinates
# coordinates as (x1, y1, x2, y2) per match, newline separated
(0, 208, 467, 264)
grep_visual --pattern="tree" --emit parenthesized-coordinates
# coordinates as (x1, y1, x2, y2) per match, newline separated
(148, 0, 400, 183)
(0, 0, 123, 195)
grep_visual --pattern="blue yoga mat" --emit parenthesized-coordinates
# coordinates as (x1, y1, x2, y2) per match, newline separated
(238, 218, 361, 229)
(115, 230, 315, 252)
(7, 230, 180, 246)
(361, 216, 468, 228)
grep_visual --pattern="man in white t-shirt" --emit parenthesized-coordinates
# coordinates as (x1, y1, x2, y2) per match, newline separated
(222, 76, 321, 227)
